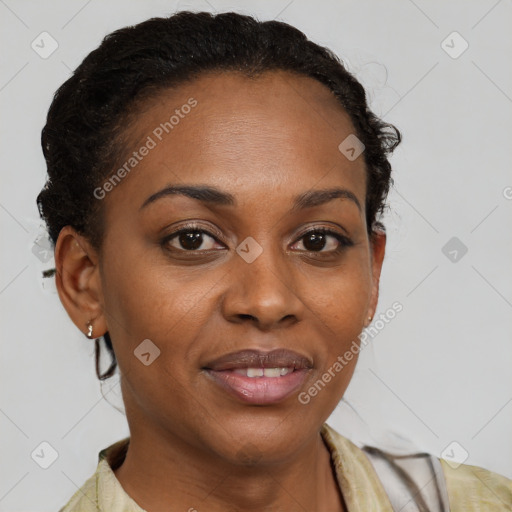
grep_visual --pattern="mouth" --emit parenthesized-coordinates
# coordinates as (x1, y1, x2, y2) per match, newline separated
(203, 349, 313, 405)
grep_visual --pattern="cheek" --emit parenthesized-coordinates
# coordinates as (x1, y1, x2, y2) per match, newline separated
(297, 266, 369, 416)
(307, 255, 372, 336)
(100, 244, 221, 378)
(101, 266, 208, 423)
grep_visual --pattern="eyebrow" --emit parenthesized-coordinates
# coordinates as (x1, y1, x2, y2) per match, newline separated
(139, 184, 361, 212)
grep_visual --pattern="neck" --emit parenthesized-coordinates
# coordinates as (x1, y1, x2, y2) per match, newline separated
(113, 424, 345, 512)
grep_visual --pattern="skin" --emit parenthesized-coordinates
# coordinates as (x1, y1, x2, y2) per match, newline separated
(55, 70, 386, 512)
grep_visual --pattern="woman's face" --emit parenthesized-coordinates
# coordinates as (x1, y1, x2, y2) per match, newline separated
(72, 70, 385, 463)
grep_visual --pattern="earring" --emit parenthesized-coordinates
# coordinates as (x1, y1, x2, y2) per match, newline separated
(86, 321, 94, 339)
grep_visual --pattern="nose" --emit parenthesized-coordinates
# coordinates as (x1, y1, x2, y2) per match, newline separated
(221, 244, 304, 331)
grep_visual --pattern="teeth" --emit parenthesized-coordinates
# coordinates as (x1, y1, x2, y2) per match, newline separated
(246, 368, 264, 377)
(235, 367, 293, 378)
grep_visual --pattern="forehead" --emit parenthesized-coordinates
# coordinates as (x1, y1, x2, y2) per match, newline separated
(104, 70, 366, 216)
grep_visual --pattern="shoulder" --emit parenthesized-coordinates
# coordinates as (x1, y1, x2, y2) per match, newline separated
(58, 469, 98, 512)
(322, 423, 512, 511)
(440, 458, 512, 511)
(58, 437, 137, 512)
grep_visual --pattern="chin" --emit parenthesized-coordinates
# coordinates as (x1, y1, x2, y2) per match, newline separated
(204, 412, 317, 465)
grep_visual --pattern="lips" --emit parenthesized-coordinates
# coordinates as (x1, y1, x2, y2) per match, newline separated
(204, 348, 313, 371)
(203, 349, 313, 405)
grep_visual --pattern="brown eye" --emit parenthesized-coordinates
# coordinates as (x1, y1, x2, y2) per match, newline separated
(175, 230, 206, 250)
(291, 228, 352, 253)
(163, 226, 224, 252)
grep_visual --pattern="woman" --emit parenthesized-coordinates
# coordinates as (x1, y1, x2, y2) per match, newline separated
(37, 11, 511, 512)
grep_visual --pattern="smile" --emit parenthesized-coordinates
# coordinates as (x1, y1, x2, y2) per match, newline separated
(203, 349, 313, 404)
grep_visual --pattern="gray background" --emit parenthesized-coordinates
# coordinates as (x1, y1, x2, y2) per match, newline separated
(1, 0, 511, 510)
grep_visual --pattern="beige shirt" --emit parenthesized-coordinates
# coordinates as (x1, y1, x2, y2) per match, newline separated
(59, 423, 512, 511)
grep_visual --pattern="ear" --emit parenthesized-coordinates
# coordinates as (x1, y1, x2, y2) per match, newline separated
(54, 225, 108, 338)
(366, 229, 386, 321)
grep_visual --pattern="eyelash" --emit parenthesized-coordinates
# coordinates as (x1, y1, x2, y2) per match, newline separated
(161, 222, 353, 255)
